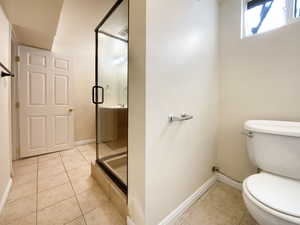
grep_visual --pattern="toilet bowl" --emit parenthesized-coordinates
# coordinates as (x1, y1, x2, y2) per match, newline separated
(243, 173, 300, 225)
(243, 120, 300, 225)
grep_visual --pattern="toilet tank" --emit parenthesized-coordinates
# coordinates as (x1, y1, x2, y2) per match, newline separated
(245, 120, 300, 180)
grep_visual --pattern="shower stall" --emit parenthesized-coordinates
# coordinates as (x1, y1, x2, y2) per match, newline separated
(92, 0, 128, 194)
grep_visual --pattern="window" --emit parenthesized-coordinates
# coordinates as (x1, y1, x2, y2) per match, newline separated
(296, 0, 300, 17)
(244, 0, 288, 37)
(243, 0, 299, 37)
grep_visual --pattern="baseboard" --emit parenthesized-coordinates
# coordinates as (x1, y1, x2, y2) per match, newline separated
(127, 216, 135, 225)
(75, 139, 96, 146)
(216, 172, 242, 191)
(0, 178, 12, 214)
(127, 174, 241, 225)
(158, 175, 217, 225)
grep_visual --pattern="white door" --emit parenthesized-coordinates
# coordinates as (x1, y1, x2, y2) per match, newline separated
(18, 46, 74, 157)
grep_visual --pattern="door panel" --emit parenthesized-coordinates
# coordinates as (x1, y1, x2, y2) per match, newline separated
(19, 46, 74, 157)
(28, 71, 47, 105)
(54, 58, 70, 72)
(54, 115, 68, 145)
(28, 54, 47, 67)
(54, 74, 69, 105)
(28, 116, 47, 149)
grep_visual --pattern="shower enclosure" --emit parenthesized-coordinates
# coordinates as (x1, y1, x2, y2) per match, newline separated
(92, 0, 128, 194)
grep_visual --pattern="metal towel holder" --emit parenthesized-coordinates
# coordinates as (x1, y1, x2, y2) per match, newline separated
(0, 62, 14, 77)
(169, 113, 194, 122)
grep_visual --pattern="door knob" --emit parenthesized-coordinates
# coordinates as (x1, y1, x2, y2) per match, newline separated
(69, 108, 74, 112)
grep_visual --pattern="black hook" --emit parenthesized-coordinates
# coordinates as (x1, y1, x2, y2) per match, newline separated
(0, 62, 14, 77)
(1, 71, 14, 77)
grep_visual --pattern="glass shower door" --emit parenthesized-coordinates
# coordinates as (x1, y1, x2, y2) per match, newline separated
(94, 0, 128, 194)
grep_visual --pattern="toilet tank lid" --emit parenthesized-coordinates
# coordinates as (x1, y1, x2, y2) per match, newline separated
(245, 120, 300, 137)
(245, 173, 300, 218)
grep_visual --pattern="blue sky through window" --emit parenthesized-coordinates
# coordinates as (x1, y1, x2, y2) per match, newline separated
(245, 0, 287, 36)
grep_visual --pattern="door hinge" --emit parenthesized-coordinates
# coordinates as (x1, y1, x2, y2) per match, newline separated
(15, 56, 20, 62)
(16, 102, 20, 108)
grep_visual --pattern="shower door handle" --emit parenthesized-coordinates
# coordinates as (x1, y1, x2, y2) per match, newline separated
(92, 85, 104, 104)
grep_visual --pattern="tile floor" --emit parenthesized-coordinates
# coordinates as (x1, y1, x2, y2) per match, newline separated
(175, 182, 258, 225)
(1, 144, 257, 225)
(0, 144, 125, 225)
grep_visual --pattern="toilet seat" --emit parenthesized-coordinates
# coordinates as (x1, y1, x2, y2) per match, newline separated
(243, 173, 300, 225)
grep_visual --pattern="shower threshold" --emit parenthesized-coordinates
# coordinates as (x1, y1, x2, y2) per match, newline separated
(97, 151, 127, 195)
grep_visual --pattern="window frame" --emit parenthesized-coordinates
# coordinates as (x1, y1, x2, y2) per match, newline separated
(294, 0, 300, 18)
(241, 0, 300, 38)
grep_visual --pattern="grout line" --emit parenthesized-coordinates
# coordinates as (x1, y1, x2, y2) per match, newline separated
(11, 149, 91, 225)
(59, 149, 88, 225)
(35, 153, 77, 221)
(36, 185, 76, 212)
(76, 146, 90, 163)
(1, 163, 38, 224)
(63, 215, 85, 225)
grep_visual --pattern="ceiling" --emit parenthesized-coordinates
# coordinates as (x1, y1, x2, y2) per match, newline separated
(53, 0, 127, 53)
(0, 0, 64, 49)
(0, 0, 128, 50)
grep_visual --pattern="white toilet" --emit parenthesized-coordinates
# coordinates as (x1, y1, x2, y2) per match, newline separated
(243, 120, 300, 225)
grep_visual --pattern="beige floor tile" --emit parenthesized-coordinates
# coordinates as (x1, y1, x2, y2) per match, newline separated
(61, 151, 88, 170)
(175, 182, 250, 225)
(12, 172, 37, 186)
(67, 165, 91, 180)
(80, 151, 96, 163)
(38, 164, 65, 179)
(240, 212, 259, 225)
(38, 183, 75, 210)
(200, 182, 246, 221)
(37, 197, 81, 225)
(38, 152, 60, 162)
(84, 205, 125, 225)
(63, 160, 88, 171)
(6, 213, 36, 225)
(13, 164, 37, 177)
(183, 200, 240, 225)
(60, 148, 80, 158)
(0, 194, 36, 224)
(77, 186, 109, 214)
(174, 216, 191, 225)
(71, 176, 98, 194)
(88, 144, 96, 150)
(8, 181, 37, 202)
(38, 172, 69, 192)
(65, 216, 86, 225)
(77, 145, 96, 153)
(38, 157, 63, 170)
(76, 145, 91, 153)
(13, 158, 37, 168)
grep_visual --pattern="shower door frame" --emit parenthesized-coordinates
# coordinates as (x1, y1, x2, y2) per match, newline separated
(93, 0, 129, 195)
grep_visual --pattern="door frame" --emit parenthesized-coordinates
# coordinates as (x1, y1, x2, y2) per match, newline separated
(10, 32, 19, 160)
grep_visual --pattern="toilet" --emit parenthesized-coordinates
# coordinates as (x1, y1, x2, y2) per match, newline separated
(243, 120, 300, 225)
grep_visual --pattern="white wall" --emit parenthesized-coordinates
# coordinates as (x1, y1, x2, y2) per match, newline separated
(0, 5, 12, 211)
(144, 0, 219, 224)
(218, 0, 300, 181)
(128, 0, 146, 223)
